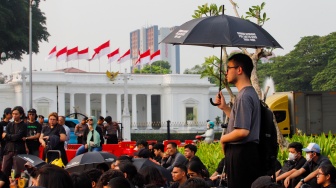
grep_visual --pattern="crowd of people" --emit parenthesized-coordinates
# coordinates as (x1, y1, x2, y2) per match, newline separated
(0, 54, 336, 188)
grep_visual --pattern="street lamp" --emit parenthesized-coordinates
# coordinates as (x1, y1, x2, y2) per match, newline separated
(29, 0, 35, 109)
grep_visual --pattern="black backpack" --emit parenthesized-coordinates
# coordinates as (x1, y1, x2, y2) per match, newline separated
(259, 100, 279, 178)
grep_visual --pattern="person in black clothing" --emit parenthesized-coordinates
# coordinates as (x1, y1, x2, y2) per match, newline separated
(186, 160, 213, 187)
(0, 107, 11, 169)
(276, 142, 306, 188)
(183, 144, 203, 166)
(170, 164, 188, 188)
(317, 164, 336, 188)
(24, 108, 42, 156)
(1, 106, 27, 178)
(39, 112, 68, 165)
(104, 116, 121, 144)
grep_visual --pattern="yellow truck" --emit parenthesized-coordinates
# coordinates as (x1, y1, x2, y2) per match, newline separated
(266, 91, 336, 136)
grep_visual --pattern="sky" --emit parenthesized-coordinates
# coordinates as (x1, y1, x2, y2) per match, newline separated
(1, 0, 336, 75)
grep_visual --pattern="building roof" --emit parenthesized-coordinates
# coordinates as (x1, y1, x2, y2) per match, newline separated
(54, 67, 87, 73)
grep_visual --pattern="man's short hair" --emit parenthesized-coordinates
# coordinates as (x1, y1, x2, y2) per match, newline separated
(136, 140, 148, 148)
(173, 164, 187, 173)
(228, 53, 254, 79)
(320, 164, 336, 182)
(184, 144, 197, 154)
(82, 117, 88, 121)
(99, 116, 105, 121)
(288, 142, 303, 153)
(168, 142, 177, 149)
(153, 143, 164, 152)
(104, 116, 112, 123)
(38, 115, 44, 119)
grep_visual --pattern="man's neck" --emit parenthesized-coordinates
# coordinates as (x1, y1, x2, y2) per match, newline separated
(235, 80, 252, 91)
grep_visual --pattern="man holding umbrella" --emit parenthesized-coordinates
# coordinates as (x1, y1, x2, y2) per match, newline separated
(215, 53, 261, 188)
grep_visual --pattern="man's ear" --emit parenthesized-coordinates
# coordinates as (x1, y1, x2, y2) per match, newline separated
(91, 181, 96, 188)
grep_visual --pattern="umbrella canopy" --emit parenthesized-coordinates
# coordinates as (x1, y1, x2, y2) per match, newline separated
(14, 154, 47, 174)
(161, 13, 282, 105)
(132, 158, 172, 182)
(65, 151, 116, 173)
(161, 14, 282, 48)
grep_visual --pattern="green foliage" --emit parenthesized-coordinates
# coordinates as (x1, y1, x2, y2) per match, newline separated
(178, 142, 223, 175)
(244, 2, 270, 26)
(0, 0, 50, 60)
(277, 132, 336, 165)
(133, 61, 171, 74)
(192, 3, 223, 18)
(258, 32, 336, 92)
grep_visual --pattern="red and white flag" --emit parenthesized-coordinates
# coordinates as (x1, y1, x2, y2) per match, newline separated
(140, 49, 150, 65)
(67, 46, 78, 62)
(56, 47, 67, 62)
(107, 48, 120, 64)
(92, 40, 110, 60)
(118, 49, 130, 64)
(45, 46, 56, 60)
(150, 50, 161, 64)
(78, 48, 90, 60)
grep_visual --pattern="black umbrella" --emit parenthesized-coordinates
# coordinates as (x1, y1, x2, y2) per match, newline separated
(65, 151, 116, 173)
(14, 154, 47, 174)
(161, 9, 282, 105)
(132, 158, 172, 182)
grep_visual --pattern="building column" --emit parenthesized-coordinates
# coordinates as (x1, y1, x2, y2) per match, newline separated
(117, 94, 121, 122)
(132, 94, 137, 130)
(101, 93, 106, 117)
(86, 93, 91, 116)
(147, 94, 152, 130)
(70, 93, 75, 114)
(58, 91, 65, 115)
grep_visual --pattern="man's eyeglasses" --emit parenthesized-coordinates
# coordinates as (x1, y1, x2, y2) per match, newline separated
(227, 66, 239, 71)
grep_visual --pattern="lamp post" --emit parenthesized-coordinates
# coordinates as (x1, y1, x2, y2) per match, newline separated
(29, 0, 35, 109)
(122, 68, 131, 140)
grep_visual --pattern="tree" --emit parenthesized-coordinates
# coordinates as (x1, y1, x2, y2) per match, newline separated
(257, 32, 336, 92)
(184, 61, 217, 84)
(0, 0, 49, 61)
(133, 61, 171, 74)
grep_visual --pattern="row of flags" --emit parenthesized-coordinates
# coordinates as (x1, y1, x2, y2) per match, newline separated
(45, 40, 161, 65)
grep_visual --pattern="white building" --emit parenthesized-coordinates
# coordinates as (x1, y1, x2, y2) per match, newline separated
(0, 68, 237, 139)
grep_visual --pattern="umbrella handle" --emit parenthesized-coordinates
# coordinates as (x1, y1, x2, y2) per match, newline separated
(210, 98, 220, 106)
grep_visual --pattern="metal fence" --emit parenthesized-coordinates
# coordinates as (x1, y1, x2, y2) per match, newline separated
(130, 121, 224, 134)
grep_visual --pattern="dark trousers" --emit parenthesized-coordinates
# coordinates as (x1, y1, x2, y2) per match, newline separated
(225, 142, 261, 188)
(106, 134, 118, 144)
(2, 151, 16, 178)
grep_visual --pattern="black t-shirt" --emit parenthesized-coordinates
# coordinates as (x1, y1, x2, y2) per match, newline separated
(0, 121, 9, 147)
(26, 121, 42, 149)
(41, 124, 66, 151)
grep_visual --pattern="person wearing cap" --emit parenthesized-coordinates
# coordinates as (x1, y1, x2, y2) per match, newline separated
(38, 115, 45, 127)
(2, 106, 27, 177)
(275, 142, 306, 187)
(24, 108, 42, 156)
(74, 117, 88, 144)
(103, 116, 121, 144)
(0, 107, 12, 168)
(196, 120, 215, 144)
(284, 143, 332, 188)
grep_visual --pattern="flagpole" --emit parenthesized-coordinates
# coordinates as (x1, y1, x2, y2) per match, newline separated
(99, 58, 100, 72)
